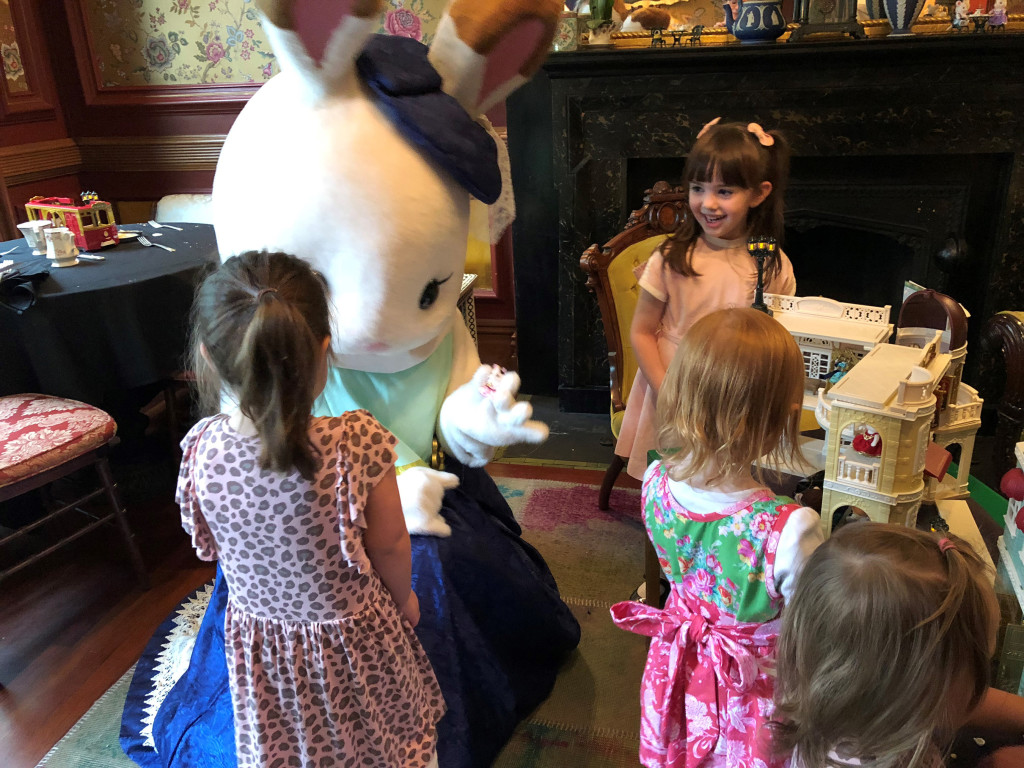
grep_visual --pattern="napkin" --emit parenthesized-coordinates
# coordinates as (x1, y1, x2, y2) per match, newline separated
(0, 261, 50, 314)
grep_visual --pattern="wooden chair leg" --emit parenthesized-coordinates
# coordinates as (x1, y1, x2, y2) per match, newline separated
(96, 457, 150, 590)
(644, 537, 664, 608)
(598, 454, 625, 510)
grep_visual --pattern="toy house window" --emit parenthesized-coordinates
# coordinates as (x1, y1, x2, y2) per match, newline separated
(803, 349, 831, 379)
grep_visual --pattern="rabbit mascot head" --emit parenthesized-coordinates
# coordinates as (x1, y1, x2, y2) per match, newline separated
(212, 0, 559, 535)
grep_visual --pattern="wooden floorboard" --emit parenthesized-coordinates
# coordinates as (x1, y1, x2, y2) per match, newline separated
(0, 434, 217, 768)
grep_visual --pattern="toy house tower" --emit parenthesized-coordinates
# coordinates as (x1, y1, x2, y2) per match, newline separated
(816, 334, 951, 537)
(898, 290, 983, 501)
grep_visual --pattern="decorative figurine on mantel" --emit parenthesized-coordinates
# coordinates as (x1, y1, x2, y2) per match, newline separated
(788, 0, 867, 42)
(723, 0, 788, 42)
(581, 0, 627, 45)
(989, 0, 1008, 30)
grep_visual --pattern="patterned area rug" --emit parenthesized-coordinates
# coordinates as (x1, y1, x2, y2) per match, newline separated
(35, 471, 647, 768)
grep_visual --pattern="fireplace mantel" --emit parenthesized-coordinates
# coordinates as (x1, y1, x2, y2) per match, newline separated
(507, 34, 1024, 411)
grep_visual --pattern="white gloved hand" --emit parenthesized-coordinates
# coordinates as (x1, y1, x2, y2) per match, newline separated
(396, 466, 459, 537)
(438, 365, 549, 468)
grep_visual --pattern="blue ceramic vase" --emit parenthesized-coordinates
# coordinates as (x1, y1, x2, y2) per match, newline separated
(724, 0, 787, 44)
(881, 0, 927, 35)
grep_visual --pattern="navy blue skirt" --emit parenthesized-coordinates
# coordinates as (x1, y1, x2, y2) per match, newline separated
(121, 460, 580, 768)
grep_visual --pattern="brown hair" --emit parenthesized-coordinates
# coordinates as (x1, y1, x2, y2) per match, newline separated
(772, 524, 997, 768)
(656, 307, 804, 487)
(662, 120, 791, 279)
(191, 251, 331, 479)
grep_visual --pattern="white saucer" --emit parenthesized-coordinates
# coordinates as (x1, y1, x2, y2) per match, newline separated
(118, 231, 139, 240)
(51, 258, 79, 267)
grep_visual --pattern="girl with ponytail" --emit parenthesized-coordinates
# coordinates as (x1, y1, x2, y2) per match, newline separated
(181, 251, 445, 768)
(772, 523, 1024, 768)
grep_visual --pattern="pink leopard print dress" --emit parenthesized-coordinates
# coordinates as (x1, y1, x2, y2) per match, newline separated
(177, 410, 445, 768)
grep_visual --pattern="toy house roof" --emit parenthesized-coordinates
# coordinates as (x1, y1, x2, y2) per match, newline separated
(765, 294, 893, 347)
(898, 289, 969, 350)
(828, 342, 951, 409)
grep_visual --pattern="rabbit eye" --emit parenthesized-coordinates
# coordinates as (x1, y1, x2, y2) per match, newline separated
(419, 274, 452, 310)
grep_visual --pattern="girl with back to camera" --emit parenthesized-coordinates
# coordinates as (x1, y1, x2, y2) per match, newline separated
(773, 523, 1024, 768)
(615, 117, 797, 481)
(179, 251, 445, 768)
(612, 307, 824, 768)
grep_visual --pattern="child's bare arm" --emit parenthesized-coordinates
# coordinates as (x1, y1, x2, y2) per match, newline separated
(362, 467, 416, 624)
(631, 289, 668, 395)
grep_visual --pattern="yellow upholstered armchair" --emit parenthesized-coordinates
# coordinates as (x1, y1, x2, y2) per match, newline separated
(981, 311, 1024, 473)
(580, 180, 688, 508)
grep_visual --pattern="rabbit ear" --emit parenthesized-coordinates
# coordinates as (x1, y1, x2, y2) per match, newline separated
(257, 0, 382, 87)
(428, 0, 561, 116)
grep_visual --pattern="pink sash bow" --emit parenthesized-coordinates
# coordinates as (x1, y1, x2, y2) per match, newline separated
(611, 593, 774, 767)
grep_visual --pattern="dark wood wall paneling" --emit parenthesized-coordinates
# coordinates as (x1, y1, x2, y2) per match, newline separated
(0, 0, 518, 367)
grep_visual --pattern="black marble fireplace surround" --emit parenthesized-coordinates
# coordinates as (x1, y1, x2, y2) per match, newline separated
(507, 34, 1024, 412)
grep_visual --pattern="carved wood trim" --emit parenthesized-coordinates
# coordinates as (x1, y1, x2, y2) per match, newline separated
(981, 311, 1024, 474)
(0, 139, 82, 186)
(0, 135, 228, 188)
(77, 136, 226, 172)
(0, 0, 57, 122)
(579, 180, 687, 414)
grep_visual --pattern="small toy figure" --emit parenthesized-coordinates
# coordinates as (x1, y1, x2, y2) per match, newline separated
(852, 425, 882, 456)
(823, 360, 850, 386)
(952, 0, 970, 31)
(989, 0, 1007, 30)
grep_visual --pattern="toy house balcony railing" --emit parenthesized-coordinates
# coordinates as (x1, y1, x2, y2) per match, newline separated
(836, 454, 879, 488)
(937, 383, 983, 428)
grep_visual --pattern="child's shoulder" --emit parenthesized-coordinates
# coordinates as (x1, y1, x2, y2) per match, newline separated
(310, 410, 397, 456)
(311, 409, 385, 433)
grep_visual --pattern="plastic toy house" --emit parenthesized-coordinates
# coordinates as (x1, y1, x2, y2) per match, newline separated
(767, 290, 982, 538)
(815, 333, 950, 536)
(764, 294, 893, 410)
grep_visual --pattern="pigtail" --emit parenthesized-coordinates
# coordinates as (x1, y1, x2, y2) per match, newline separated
(924, 536, 993, 712)
(235, 292, 321, 479)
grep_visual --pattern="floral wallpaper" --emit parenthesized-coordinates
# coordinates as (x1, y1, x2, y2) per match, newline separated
(83, 0, 449, 87)
(1, 0, 28, 94)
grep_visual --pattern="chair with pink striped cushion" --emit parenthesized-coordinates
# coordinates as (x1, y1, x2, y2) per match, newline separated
(0, 394, 148, 587)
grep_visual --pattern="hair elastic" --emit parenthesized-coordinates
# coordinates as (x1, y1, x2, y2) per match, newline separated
(256, 288, 278, 301)
(938, 537, 956, 553)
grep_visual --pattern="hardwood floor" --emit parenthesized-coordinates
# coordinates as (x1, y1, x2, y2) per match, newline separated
(0, 438, 216, 768)
(0, 438, 639, 768)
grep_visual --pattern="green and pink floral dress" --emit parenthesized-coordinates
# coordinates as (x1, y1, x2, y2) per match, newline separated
(612, 461, 822, 768)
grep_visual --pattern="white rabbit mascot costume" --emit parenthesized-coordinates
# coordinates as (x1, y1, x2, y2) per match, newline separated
(119, 1, 580, 767)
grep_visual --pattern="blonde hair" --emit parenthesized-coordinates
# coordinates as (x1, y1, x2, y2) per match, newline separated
(656, 307, 804, 487)
(191, 251, 331, 480)
(772, 524, 996, 768)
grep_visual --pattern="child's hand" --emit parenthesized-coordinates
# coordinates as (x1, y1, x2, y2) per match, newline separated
(402, 591, 421, 627)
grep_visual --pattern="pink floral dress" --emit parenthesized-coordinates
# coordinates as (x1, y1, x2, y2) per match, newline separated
(177, 410, 445, 768)
(612, 462, 802, 768)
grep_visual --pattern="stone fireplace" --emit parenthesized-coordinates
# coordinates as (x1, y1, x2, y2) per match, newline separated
(507, 34, 1024, 412)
